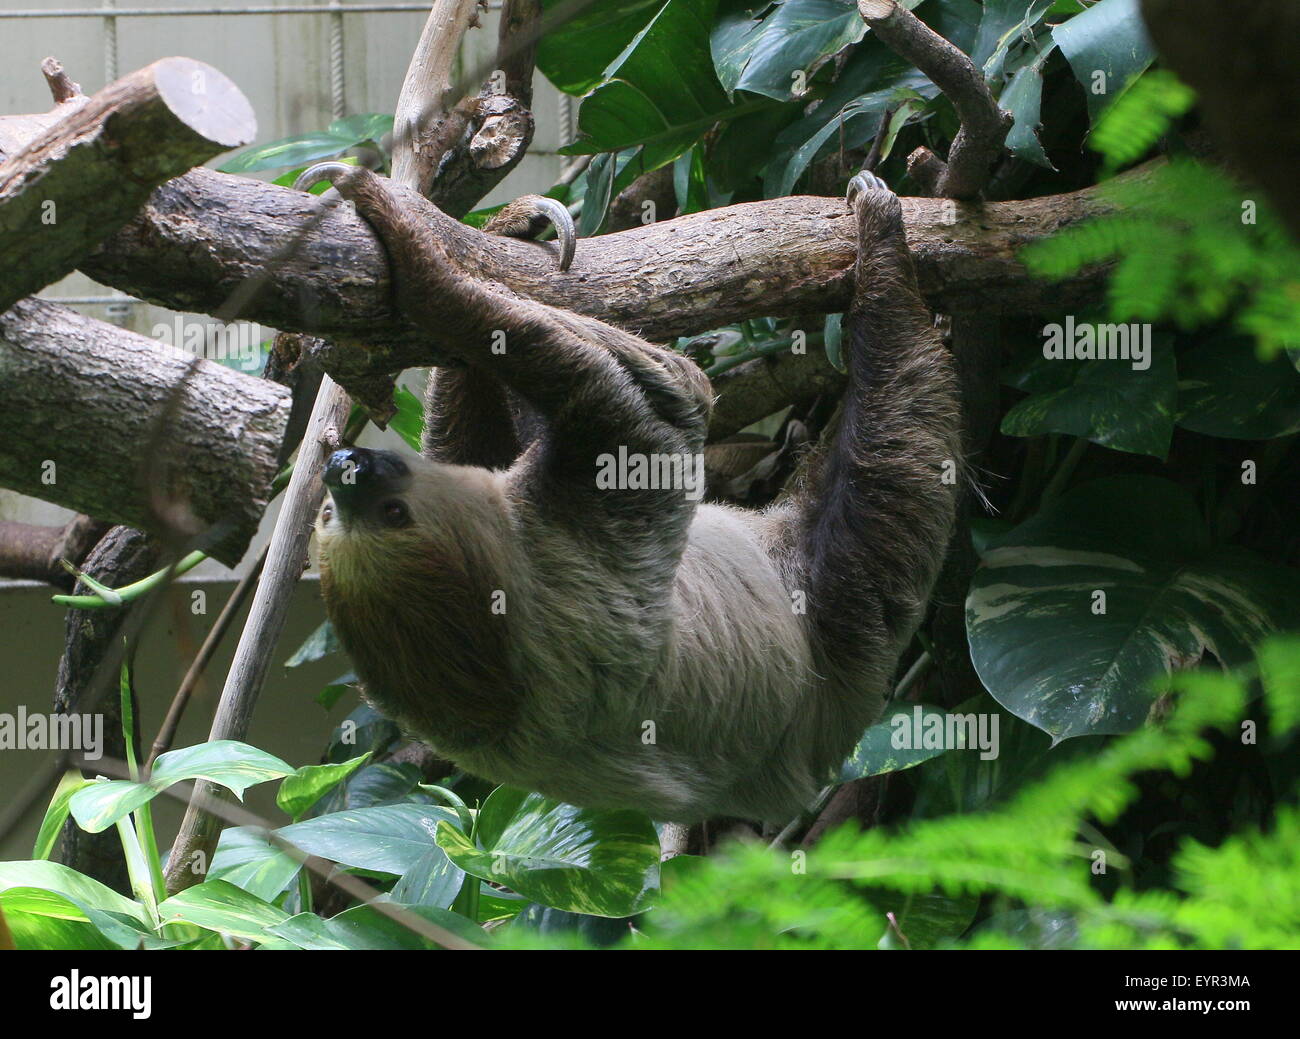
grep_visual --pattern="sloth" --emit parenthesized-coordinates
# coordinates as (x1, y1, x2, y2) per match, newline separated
(311, 166, 961, 823)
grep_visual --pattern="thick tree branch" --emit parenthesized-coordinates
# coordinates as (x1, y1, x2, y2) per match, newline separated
(79, 163, 1134, 402)
(0, 298, 290, 566)
(858, 0, 1011, 199)
(0, 57, 256, 313)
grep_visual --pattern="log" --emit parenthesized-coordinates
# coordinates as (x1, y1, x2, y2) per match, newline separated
(79, 164, 1135, 398)
(0, 298, 290, 566)
(0, 57, 256, 313)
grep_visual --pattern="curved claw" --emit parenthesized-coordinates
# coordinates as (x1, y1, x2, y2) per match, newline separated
(293, 161, 363, 194)
(483, 194, 577, 273)
(845, 169, 889, 208)
(532, 196, 576, 273)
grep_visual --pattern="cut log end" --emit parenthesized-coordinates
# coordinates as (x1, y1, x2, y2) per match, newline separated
(152, 57, 257, 149)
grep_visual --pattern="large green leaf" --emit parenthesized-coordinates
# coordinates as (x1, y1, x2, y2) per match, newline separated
(1051, 0, 1154, 119)
(0, 865, 155, 950)
(712, 0, 867, 101)
(537, 0, 666, 95)
(208, 827, 303, 902)
(870, 889, 980, 949)
(838, 704, 960, 782)
(0, 863, 148, 931)
(999, 39, 1057, 168)
(967, 476, 1300, 739)
(68, 741, 293, 833)
(971, 0, 1052, 81)
(389, 849, 465, 909)
(437, 787, 659, 918)
(220, 132, 355, 174)
(567, 0, 740, 160)
(156, 880, 288, 942)
(276, 753, 371, 819)
(278, 803, 461, 876)
(270, 903, 487, 950)
(1000, 331, 1177, 457)
(1177, 338, 1300, 439)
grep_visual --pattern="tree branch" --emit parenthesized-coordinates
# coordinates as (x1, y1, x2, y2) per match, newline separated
(0, 57, 256, 313)
(858, 0, 1011, 199)
(0, 515, 109, 588)
(79, 162, 1135, 402)
(0, 299, 290, 566)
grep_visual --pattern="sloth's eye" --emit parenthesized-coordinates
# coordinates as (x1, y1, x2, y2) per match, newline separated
(321, 504, 333, 523)
(381, 500, 411, 528)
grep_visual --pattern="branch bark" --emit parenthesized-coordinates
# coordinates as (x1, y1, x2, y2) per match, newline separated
(0, 57, 256, 313)
(79, 162, 1135, 403)
(0, 299, 290, 566)
(858, 0, 1011, 199)
(390, 0, 484, 198)
(0, 515, 109, 588)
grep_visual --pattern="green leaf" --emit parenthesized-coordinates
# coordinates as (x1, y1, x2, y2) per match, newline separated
(838, 704, 962, 782)
(32, 772, 93, 859)
(270, 903, 487, 950)
(1177, 338, 1300, 439)
(971, 0, 1052, 82)
(966, 476, 1300, 739)
(326, 113, 394, 144)
(286, 619, 339, 667)
(388, 386, 425, 452)
(1051, 0, 1155, 119)
(870, 889, 980, 949)
(277, 803, 462, 875)
(999, 39, 1057, 168)
(219, 131, 355, 174)
(277, 753, 371, 819)
(1258, 636, 1300, 737)
(156, 880, 289, 942)
(208, 827, 303, 902)
(69, 741, 293, 833)
(436, 787, 660, 918)
(823, 312, 845, 373)
(1001, 330, 1177, 457)
(568, 0, 736, 157)
(711, 0, 867, 102)
(763, 36, 929, 196)
(315, 672, 356, 710)
(537, 0, 666, 95)
(390, 849, 466, 909)
(0, 860, 150, 928)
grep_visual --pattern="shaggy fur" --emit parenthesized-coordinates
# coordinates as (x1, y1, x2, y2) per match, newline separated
(315, 169, 961, 823)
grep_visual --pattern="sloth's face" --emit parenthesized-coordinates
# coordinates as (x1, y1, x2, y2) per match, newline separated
(317, 447, 415, 534)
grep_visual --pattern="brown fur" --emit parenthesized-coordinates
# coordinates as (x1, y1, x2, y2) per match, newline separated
(314, 169, 960, 822)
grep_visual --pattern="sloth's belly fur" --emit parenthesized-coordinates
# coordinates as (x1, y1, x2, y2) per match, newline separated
(324, 501, 883, 823)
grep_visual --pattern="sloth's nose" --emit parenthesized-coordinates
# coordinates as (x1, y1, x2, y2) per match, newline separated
(322, 448, 410, 510)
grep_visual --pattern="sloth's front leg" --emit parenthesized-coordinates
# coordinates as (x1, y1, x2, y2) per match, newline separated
(325, 167, 710, 458)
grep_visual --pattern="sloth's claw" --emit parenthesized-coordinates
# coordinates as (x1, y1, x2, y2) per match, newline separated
(845, 169, 890, 207)
(483, 195, 577, 273)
